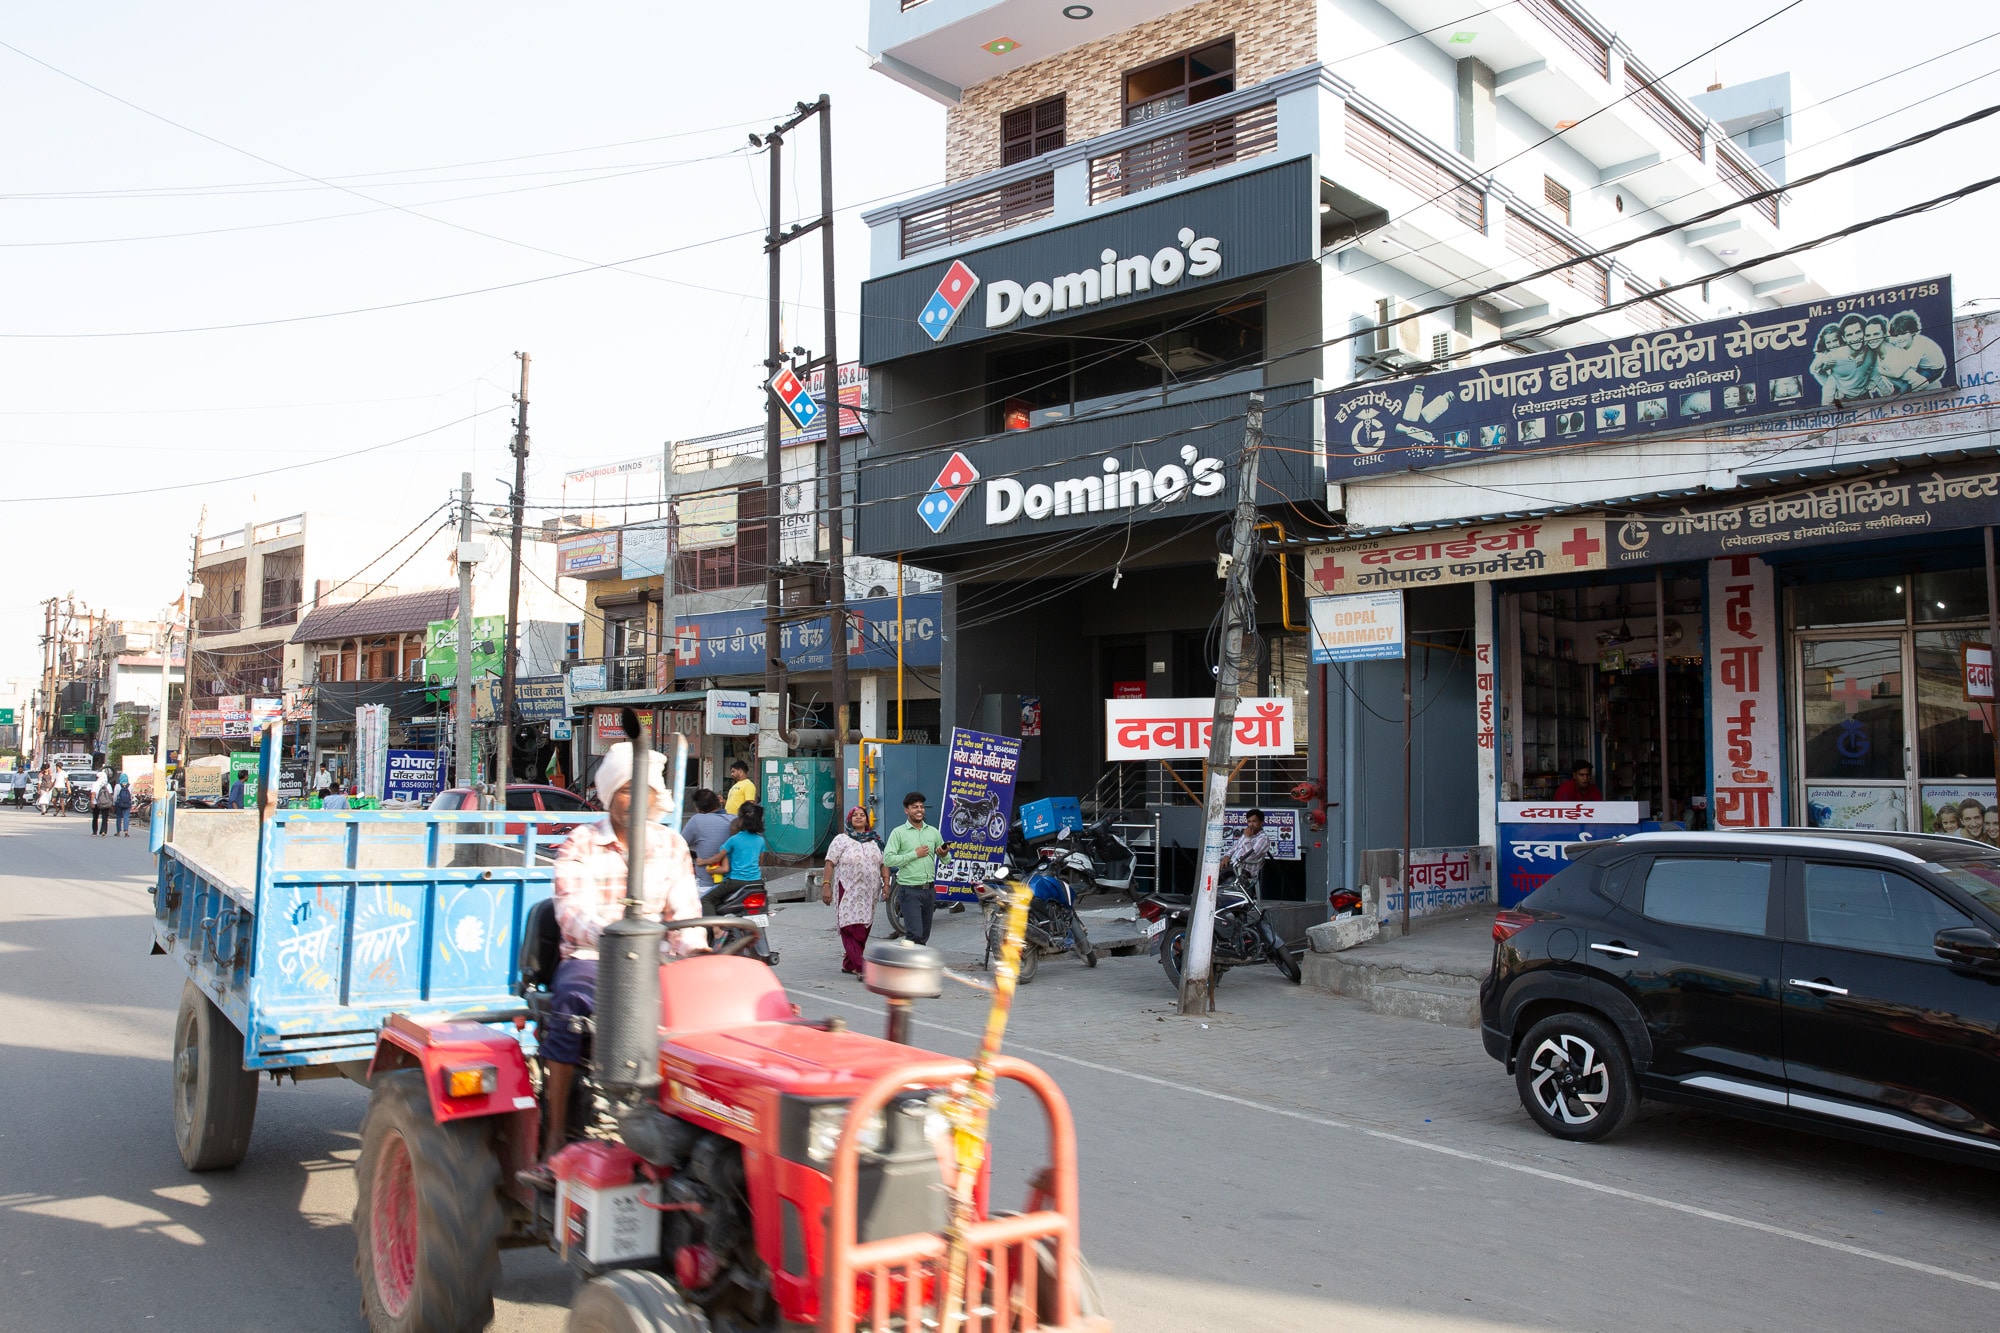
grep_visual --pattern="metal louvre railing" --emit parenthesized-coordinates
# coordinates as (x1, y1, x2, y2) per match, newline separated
(1715, 138, 1781, 225)
(1624, 62, 1702, 157)
(899, 173, 1054, 259)
(1345, 108, 1486, 233)
(1088, 100, 1278, 203)
(1518, 0, 1610, 77)
(1507, 209, 1609, 304)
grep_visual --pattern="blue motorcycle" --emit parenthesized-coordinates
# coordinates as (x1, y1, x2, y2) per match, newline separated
(980, 847, 1095, 984)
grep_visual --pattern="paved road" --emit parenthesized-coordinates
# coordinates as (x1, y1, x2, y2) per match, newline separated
(4, 811, 1998, 1331)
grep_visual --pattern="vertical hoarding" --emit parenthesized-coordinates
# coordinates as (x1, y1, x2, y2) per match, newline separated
(356, 704, 390, 800)
(1707, 556, 1782, 827)
(934, 727, 1023, 905)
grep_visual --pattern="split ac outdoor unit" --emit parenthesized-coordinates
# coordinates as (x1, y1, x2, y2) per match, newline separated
(1136, 331, 1224, 374)
(1359, 299, 1432, 371)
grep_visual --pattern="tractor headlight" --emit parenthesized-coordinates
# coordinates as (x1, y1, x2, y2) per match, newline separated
(806, 1103, 886, 1163)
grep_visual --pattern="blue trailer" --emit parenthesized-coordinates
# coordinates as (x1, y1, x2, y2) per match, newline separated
(150, 730, 584, 1171)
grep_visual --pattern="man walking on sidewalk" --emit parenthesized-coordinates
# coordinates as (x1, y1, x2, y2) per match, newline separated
(881, 791, 943, 945)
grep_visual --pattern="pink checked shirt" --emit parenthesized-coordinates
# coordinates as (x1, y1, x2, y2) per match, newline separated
(553, 820, 707, 960)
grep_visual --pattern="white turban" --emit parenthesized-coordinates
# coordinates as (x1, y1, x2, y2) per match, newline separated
(594, 741, 669, 807)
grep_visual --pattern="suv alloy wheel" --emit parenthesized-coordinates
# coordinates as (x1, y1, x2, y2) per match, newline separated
(1514, 1011, 1638, 1142)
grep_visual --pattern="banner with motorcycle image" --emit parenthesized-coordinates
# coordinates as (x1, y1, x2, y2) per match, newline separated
(934, 727, 1023, 905)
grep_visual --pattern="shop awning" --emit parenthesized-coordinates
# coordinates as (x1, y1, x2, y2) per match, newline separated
(571, 688, 709, 708)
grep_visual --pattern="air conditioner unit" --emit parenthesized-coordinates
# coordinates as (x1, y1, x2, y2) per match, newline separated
(1358, 298, 1429, 371)
(1135, 331, 1225, 374)
(1429, 329, 1472, 369)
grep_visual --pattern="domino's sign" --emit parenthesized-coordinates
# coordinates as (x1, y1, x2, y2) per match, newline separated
(984, 228, 1221, 329)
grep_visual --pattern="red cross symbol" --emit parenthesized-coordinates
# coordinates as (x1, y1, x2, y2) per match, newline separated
(1311, 556, 1345, 589)
(1560, 527, 1602, 564)
(1830, 674, 1872, 714)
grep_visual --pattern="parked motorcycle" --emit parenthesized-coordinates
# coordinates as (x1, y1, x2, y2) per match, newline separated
(1007, 814, 1137, 894)
(979, 848, 1094, 984)
(699, 880, 780, 966)
(1141, 868, 1302, 990)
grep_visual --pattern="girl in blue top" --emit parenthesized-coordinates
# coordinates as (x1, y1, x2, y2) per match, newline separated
(702, 801, 766, 895)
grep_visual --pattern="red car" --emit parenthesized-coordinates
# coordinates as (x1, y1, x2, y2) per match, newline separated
(429, 783, 597, 837)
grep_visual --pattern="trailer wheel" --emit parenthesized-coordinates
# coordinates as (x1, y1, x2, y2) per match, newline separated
(567, 1271, 710, 1332)
(172, 980, 259, 1171)
(354, 1069, 504, 1333)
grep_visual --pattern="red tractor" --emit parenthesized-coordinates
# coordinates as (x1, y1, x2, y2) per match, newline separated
(352, 904, 1106, 1332)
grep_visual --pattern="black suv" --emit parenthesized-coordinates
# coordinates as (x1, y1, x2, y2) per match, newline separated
(1481, 829, 2000, 1165)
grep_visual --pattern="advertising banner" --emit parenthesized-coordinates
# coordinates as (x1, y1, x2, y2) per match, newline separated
(385, 749, 443, 803)
(934, 727, 1023, 901)
(1804, 784, 1906, 831)
(278, 758, 308, 801)
(513, 675, 569, 722)
(1324, 278, 1955, 480)
(593, 707, 651, 752)
(423, 616, 504, 683)
(1364, 845, 1494, 923)
(569, 663, 608, 693)
(356, 703, 389, 800)
(1919, 783, 1999, 840)
(673, 593, 943, 677)
(705, 690, 753, 735)
(674, 490, 739, 551)
(556, 531, 620, 576)
(1496, 804, 1648, 907)
(1308, 590, 1405, 663)
(620, 522, 672, 578)
(1608, 457, 2000, 567)
(228, 750, 261, 806)
(1103, 697, 1295, 760)
(1224, 808, 1301, 860)
(1305, 519, 1607, 597)
(782, 363, 869, 444)
(1708, 556, 1782, 828)
(1963, 643, 1994, 701)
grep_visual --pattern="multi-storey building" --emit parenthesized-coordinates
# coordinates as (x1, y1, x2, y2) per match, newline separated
(856, 0, 1865, 903)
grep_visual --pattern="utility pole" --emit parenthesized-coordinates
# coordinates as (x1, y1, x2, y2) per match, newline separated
(499, 351, 530, 798)
(456, 475, 477, 789)
(158, 512, 204, 798)
(754, 95, 842, 756)
(1179, 393, 1265, 1016)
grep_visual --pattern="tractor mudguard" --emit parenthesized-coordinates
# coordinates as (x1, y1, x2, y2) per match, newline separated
(369, 1013, 539, 1124)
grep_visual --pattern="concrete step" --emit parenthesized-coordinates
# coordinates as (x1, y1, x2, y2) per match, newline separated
(1368, 979, 1479, 1029)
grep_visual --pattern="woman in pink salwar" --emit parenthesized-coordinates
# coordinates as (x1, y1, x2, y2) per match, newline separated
(822, 805, 889, 974)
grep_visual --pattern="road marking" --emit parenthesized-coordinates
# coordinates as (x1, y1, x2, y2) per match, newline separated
(808, 989, 2000, 1295)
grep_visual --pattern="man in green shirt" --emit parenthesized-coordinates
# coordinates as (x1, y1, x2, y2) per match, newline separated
(881, 790, 943, 944)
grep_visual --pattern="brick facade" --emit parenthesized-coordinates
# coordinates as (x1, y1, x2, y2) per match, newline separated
(944, 0, 1317, 182)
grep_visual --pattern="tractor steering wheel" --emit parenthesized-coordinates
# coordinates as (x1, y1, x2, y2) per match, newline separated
(673, 915, 765, 956)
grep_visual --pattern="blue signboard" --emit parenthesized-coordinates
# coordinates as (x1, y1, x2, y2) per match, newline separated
(934, 727, 1023, 904)
(385, 749, 443, 804)
(513, 676, 569, 723)
(1326, 278, 1955, 480)
(673, 593, 943, 678)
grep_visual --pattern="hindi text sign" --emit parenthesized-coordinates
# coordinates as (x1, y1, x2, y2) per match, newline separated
(934, 727, 1023, 903)
(1103, 697, 1295, 761)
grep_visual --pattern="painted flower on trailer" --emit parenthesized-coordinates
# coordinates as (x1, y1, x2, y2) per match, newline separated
(453, 915, 486, 954)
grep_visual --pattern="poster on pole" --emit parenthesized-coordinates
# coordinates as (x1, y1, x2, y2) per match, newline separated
(934, 726, 1023, 904)
(1308, 590, 1406, 663)
(385, 750, 444, 804)
(356, 704, 390, 801)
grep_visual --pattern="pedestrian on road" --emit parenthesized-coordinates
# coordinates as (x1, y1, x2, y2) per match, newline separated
(701, 802, 766, 907)
(227, 770, 247, 810)
(114, 773, 134, 836)
(724, 759, 757, 816)
(322, 785, 350, 810)
(90, 770, 115, 836)
(882, 791, 943, 945)
(35, 764, 53, 815)
(680, 788, 732, 890)
(822, 806, 889, 975)
(50, 766, 70, 817)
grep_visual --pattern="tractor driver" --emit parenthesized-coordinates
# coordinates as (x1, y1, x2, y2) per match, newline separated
(542, 739, 708, 1159)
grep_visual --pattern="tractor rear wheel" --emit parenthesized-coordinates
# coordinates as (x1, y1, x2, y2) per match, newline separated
(354, 1069, 504, 1333)
(172, 981, 259, 1171)
(567, 1271, 711, 1332)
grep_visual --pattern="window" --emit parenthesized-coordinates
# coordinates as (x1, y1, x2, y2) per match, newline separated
(1799, 638, 1904, 780)
(1124, 38, 1234, 125)
(1002, 96, 1065, 165)
(1930, 859, 2000, 916)
(1801, 863, 1972, 960)
(1543, 176, 1572, 227)
(504, 788, 537, 812)
(986, 299, 1265, 432)
(1641, 858, 1771, 935)
(673, 483, 766, 592)
(541, 790, 593, 813)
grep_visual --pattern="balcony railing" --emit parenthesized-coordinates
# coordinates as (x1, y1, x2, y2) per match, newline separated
(1089, 101, 1279, 204)
(1345, 108, 1486, 234)
(900, 172, 1054, 259)
(1507, 209, 1609, 305)
(1623, 61, 1702, 158)
(259, 603, 300, 630)
(195, 613, 241, 635)
(1715, 138, 1781, 225)
(1518, 0, 1611, 78)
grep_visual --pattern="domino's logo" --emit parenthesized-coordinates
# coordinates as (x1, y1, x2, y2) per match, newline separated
(917, 451, 979, 534)
(918, 261, 979, 343)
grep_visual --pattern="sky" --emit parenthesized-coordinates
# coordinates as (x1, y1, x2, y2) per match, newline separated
(4, 0, 1997, 698)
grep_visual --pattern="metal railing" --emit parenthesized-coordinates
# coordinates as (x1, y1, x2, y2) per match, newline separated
(1624, 61, 1702, 158)
(900, 172, 1054, 259)
(1345, 108, 1486, 233)
(1088, 100, 1279, 203)
(1715, 138, 1781, 225)
(1506, 209, 1608, 304)
(1089, 755, 1310, 813)
(195, 613, 241, 635)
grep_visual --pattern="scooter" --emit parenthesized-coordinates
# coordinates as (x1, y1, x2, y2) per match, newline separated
(1008, 814, 1137, 894)
(700, 878, 780, 965)
(1140, 866, 1302, 990)
(980, 847, 1094, 984)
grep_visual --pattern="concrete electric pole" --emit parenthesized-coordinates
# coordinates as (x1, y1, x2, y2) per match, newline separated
(1178, 392, 1265, 1016)
(498, 351, 530, 798)
(456, 474, 478, 789)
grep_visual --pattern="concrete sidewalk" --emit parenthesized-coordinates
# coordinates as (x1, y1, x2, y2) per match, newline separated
(1301, 904, 1496, 1027)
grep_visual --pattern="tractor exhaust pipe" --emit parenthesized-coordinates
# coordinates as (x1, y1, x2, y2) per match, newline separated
(863, 939, 943, 1044)
(594, 708, 680, 1102)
